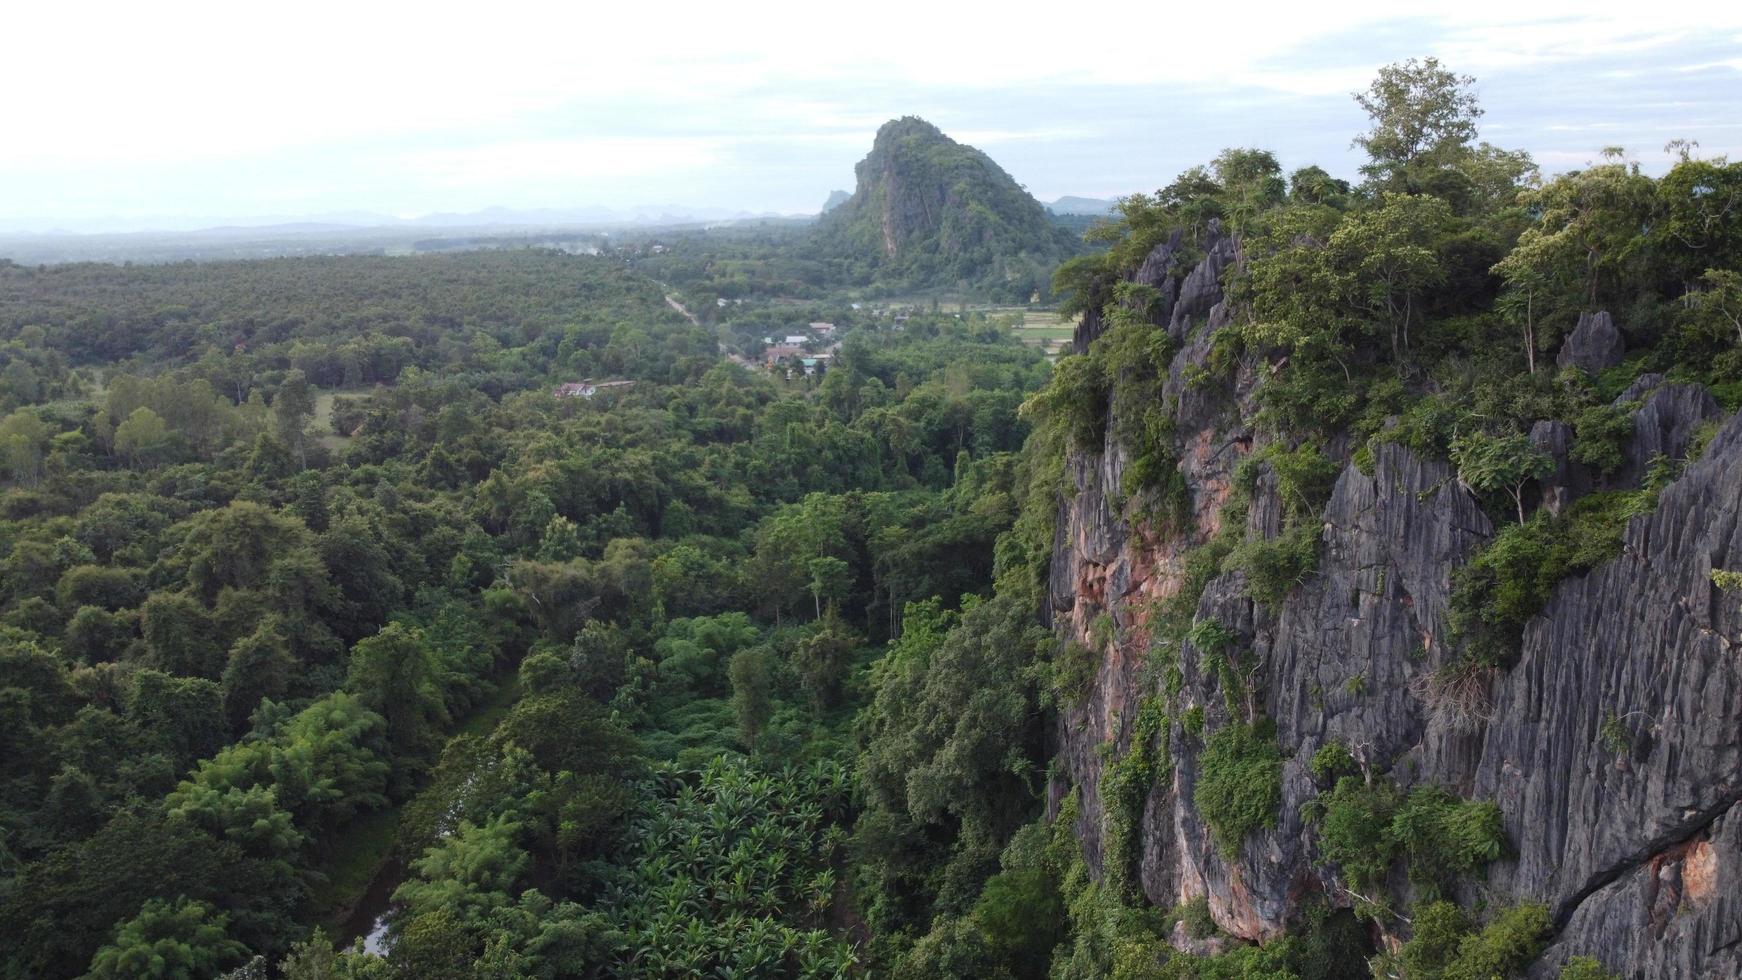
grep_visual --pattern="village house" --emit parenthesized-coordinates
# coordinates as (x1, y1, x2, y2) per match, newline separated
(763, 344, 804, 367)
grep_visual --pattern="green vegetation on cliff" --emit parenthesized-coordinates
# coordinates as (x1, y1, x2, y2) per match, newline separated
(812, 117, 1084, 302)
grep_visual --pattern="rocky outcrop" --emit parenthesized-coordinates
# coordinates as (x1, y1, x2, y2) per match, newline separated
(1048, 254, 1742, 975)
(1612, 383, 1722, 487)
(1557, 311, 1626, 375)
(1531, 382, 1722, 510)
(1480, 409, 1742, 976)
(812, 116, 1076, 296)
(1168, 222, 1238, 342)
(1530, 420, 1589, 516)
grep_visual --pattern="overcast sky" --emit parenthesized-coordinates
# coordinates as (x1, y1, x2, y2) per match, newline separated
(6, 1, 1741, 232)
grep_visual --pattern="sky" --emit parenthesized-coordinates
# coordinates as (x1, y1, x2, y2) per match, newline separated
(5, 1, 1741, 233)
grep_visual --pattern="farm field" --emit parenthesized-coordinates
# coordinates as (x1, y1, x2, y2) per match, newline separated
(1007, 308, 1072, 356)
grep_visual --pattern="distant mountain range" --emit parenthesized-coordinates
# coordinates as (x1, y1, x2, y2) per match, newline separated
(0, 204, 808, 239)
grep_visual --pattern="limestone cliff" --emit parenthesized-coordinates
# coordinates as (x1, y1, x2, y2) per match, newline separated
(811, 117, 1079, 300)
(1045, 233, 1742, 977)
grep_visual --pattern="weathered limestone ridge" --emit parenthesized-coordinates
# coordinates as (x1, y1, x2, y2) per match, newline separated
(1047, 234, 1742, 976)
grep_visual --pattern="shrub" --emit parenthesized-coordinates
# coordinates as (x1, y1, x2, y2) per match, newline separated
(1449, 491, 1648, 665)
(1193, 721, 1282, 857)
(1100, 698, 1170, 897)
(1025, 353, 1107, 452)
(1569, 404, 1632, 474)
(1225, 523, 1320, 607)
(1598, 712, 1630, 756)
(1185, 618, 1236, 655)
(1311, 780, 1505, 899)
(1052, 641, 1100, 708)
(1264, 442, 1339, 521)
(973, 869, 1066, 978)
(1182, 705, 1205, 736)
(1178, 895, 1217, 939)
(1310, 740, 1357, 783)
(1556, 956, 1620, 979)
(1090, 612, 1117, 652)
(1440, 904, 1550, 980)
(1391, 786, 1505, 896)
(1398, 901, 1470, 978)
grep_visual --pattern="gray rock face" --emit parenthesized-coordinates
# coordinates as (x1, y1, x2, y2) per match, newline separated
(1072, 287, 1109, 353)
(1612, 373, 1665, 406)
(1051, 242, 1742, 974)
(1133, 229, 1185, 324)
(1482, 410, 1742, 977)
(1169, 222, 1238, 342)
(1530, 419, 1591, 516)
(1557, 311, 1626, 375)
(1612, 383, 1722, 487)
(1048, 230, 1257, 884)
(1072, 222, 1238, 354)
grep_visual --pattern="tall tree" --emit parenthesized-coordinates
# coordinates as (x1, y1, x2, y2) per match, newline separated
(272, 370, 315, 469)
(345, 623, 449, 762)
(1353, 57, 1483, 190)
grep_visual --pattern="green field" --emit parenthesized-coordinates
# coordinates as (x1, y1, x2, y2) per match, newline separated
(313, 387, 375, 449)
(1008, 309, 1073, 356)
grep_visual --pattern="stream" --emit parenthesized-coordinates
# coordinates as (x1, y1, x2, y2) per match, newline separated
(338, 855, 405, 954)
(330, 680, 523, 955)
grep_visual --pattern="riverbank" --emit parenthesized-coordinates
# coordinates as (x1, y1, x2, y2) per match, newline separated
(312, 676, 524, 945)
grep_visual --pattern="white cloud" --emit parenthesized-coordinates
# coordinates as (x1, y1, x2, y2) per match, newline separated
(5, 0, 1741, 225)
(404, 137, 725, 187)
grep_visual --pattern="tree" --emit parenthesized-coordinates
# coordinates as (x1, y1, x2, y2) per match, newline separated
(857, 595, 1049, 929)
(793, 609, 860, 710)
(125, 669, 227, 767)
(1492, 251, 1550, 373)
(178, 500, 323, 602)
(344, 622, 449, 762)
(1452, 430, 1554, 524)
(113, 406, 172, 468)
(1212, 147, 1287, 234)
(1510, 160, 1655, 308)
(56, 563, 142, 613)
(491, 689, 639, 779)
(0, 409, 52, 485)
(1687, 269, 1742, 347)
(140, 592, 221, 678)
(729, 647, 776, 748)
(273, 370, 316, 468)
(1353, 58, 1483, 190)
(1655, 157, 1742, 282)
(805, 555, 852, 619)
(222, 618, 298, 731)
(60, 605, 136, 663)
(165, 781, 303, 861)
(391, 814, 529, 932)
(1326, 192, 1453, 361)
(85, 896, 247, 979)
(277, 934, 392, 979)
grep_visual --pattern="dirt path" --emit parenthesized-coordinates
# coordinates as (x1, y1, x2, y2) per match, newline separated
(660, 285, 700, 326)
